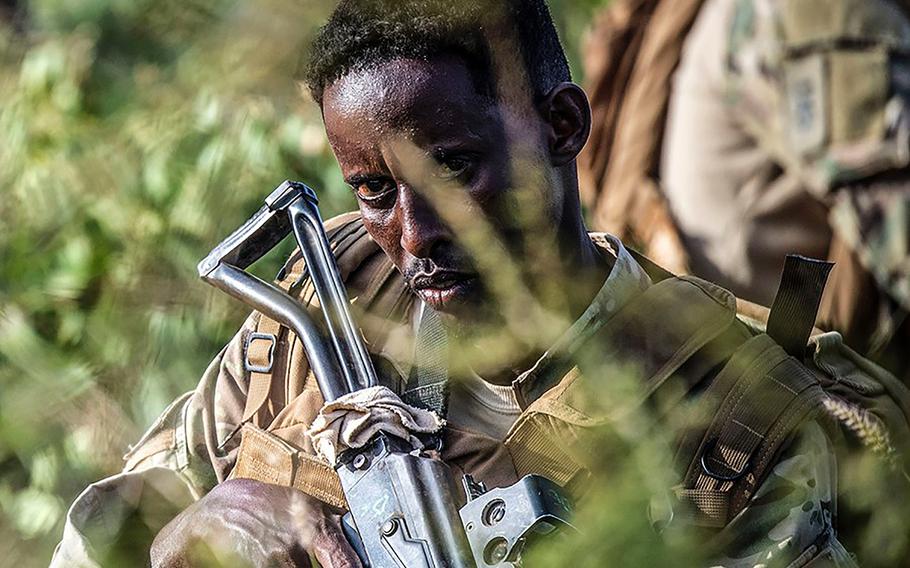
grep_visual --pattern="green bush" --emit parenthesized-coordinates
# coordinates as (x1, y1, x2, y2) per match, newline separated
(0, 0, 609, 564)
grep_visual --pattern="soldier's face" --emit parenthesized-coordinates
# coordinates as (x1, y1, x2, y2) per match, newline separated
(322, 56, 565, 326)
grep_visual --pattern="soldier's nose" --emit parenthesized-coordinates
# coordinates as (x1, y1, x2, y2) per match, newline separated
(397, 184, 450, 259)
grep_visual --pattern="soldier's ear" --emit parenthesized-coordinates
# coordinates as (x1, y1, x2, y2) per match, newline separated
(538, 82, 591, 166)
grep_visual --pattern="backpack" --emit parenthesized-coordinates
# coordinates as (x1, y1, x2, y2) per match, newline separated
(657, 253, 910, 539)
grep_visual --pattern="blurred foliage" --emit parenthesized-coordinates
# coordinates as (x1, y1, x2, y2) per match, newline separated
(0, 0, 610, 565)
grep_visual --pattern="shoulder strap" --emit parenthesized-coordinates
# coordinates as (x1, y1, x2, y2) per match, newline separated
(670, 257, 834, 528)
(401, 305, 450, 416)
(242, 316, 284, 425)
(242, 264, 301, 426)
(673, 334, 826, 528)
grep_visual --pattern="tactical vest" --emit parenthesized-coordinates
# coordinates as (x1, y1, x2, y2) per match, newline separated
(227, 213, 910, 531)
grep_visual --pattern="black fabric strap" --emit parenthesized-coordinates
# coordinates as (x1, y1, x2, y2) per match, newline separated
(402, 306, 450, 416)
(767, 255, 834, 357)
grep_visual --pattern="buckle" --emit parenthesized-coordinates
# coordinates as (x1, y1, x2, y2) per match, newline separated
(245, 332, 277, 373)
(699, 438, 751, 482)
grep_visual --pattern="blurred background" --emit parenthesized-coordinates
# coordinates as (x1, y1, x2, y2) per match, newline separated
(0, 0, 609, 564)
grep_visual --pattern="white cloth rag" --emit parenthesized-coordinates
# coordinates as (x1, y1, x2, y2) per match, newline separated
(305, 385, 445, 463)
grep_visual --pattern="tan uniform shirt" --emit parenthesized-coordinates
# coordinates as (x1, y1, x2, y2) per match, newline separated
(447, 371, 522, 440)
(51, 232, 853, 567)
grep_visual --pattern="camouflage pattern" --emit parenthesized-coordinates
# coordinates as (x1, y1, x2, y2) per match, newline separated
(711, 422, 857, 567)
(829, 187, 910, 314)
(719, 0, 910, 192)
(725, 0, 910, 365)
(659, 0, 910, 377)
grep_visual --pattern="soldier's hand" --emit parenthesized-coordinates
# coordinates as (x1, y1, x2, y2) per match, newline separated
(150, 478, 361, 568)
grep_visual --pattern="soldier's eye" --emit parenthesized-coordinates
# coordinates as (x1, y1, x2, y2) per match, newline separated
(353, 178, 396, 201)
(432, 152, 474, 181)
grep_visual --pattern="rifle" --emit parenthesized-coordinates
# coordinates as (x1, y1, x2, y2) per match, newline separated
(198, 180, 574, 567)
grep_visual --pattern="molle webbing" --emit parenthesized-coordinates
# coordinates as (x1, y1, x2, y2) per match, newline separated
(675, 334, 825, 527)
(235, 226, 825, 531)
(231, 424, 347, 510)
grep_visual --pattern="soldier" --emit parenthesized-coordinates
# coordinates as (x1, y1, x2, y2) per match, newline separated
(53, 0, 874, 566)
(579, 0, 910, 383)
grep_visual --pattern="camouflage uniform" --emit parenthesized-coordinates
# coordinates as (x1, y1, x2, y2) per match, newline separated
(51, 215, 856, 567)
(583, 0, 910, 382)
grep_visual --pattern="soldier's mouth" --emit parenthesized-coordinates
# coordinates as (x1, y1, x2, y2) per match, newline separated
(411, 273, 479, 310)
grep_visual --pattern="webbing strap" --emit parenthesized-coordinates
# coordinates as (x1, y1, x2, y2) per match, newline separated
(241, 238, 313, 425)
(676, 334, 824, 527)
(243, 316, 283, 424)
(670, 489, 729, 527)
(231, 424, 347, 510)
(767, 255, 834, 357)
(402, 305, 449, 416)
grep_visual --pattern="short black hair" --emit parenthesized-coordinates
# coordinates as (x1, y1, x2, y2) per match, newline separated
(305, 0, 571, 106)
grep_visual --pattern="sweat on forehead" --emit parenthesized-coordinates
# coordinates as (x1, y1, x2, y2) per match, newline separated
(321, 56, 496, 136)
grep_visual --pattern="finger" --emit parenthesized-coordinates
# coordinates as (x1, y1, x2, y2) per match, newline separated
(311, 517, 363, 568)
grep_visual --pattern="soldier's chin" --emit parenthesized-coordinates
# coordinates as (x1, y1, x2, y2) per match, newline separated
(436, 302, 505, 341)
